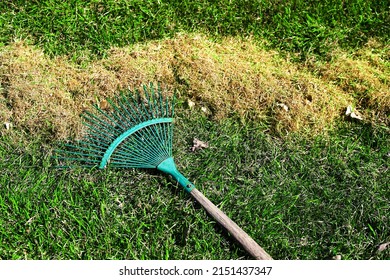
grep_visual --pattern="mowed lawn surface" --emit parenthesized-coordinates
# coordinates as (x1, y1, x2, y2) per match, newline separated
(1, 113, 389, 259)
(0, 0, 389, 259)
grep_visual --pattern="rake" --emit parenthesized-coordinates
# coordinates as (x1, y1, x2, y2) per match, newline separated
(55, 83, 272, 260)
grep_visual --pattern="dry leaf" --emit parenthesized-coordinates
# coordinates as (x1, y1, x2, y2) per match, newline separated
(25, 215, 36, 225)
(201, 106, 209, 114)
(345, 105, 363, 120)
(191, 138, 209, 152)
(350, 111, 363, 120)
(378, 242, 390, 252)
(187, 99, 195, 109)
(4, 122, 12, 130)
(99, 100, 109, 110)
(346, 105, 353, 116)
(277, 103, 289, 111)
(116, 197, 124, 209)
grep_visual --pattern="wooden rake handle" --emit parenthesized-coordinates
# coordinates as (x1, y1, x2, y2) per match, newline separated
(157, 157, 272, 260)
(190, 188, 273, 260)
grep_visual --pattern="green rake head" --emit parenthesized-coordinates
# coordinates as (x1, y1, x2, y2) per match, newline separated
(56, 83, 195, 192)
(56, 83, 173, 169)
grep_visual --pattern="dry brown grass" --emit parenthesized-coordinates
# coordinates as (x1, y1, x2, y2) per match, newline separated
(314, 39, 389, 123)
(0, 34, 388, 142)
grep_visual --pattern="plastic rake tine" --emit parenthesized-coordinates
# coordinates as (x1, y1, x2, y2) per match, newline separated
(55, 82, 272, 260)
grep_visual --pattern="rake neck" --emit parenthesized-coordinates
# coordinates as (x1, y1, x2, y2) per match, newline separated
(157, 157, 195, 193)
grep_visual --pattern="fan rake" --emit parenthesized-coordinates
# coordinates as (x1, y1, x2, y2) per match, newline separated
(55, 83, 272, 260)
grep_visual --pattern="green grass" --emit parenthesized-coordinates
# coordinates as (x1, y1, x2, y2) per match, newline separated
(0, 0, 389, 260)
(1, 108, 389, 259)
(1, 0, 388, 60)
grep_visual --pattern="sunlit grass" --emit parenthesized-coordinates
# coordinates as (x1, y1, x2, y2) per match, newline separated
(0, 0, 388, 260)
(1, 0, 388, 60)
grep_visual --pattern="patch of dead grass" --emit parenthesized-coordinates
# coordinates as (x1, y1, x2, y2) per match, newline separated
(314, 39, 389, 123)
(0, 34, 388, 143)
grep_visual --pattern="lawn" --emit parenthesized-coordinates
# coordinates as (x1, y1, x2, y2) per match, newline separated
(0, 0, 389, 260)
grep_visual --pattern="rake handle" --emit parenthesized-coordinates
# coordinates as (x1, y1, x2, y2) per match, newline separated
(190, 188, 273, 260)
(157, 157, 272, 260)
